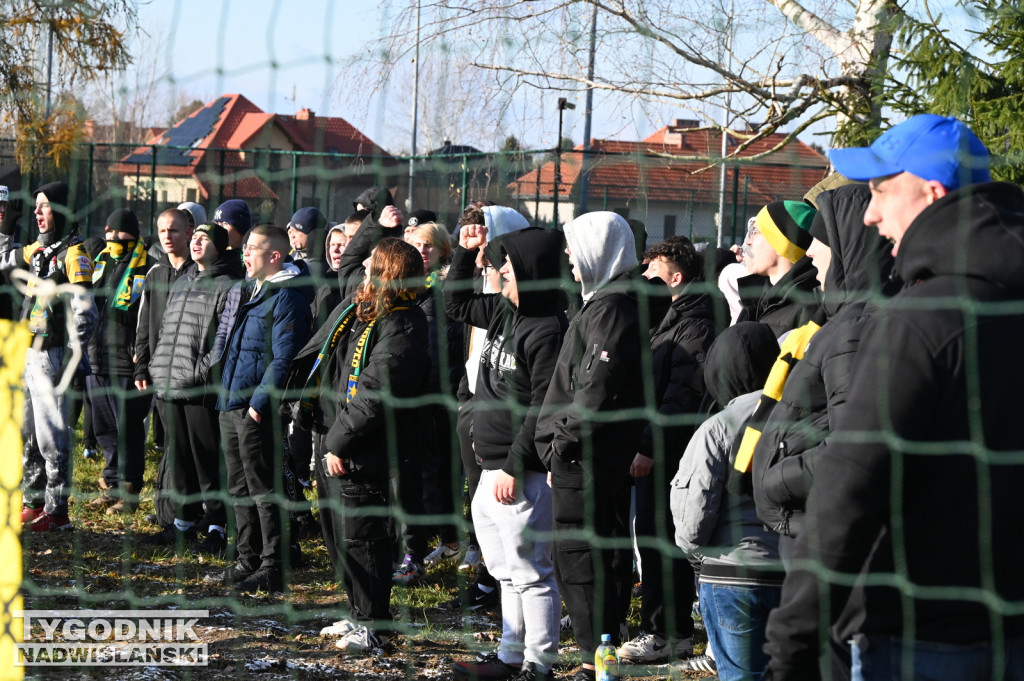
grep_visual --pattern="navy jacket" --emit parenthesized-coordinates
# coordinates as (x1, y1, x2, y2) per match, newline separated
(216, 266, 312, 415)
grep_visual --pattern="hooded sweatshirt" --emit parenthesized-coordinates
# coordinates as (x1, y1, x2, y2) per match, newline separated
(461, 206, 531, 396)
(445, 227, 568, 475)
(311, 223, 348, 326)
(751, 183, 894, 538)
(0, 181, 95, 348)
(765, 181, 1024, 679)
(562, 211, 637, 301)
(535, 212, 645, 469)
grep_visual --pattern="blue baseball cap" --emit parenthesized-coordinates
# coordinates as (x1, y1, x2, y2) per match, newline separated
(829, 114, 991, 190)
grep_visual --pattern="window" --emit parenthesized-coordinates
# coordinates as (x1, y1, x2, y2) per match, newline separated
(664, 214, 677, 238)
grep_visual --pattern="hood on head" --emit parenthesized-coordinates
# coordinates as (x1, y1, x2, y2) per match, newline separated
(812, 183, 895, 315)
(482, 206, 530, 240)
(564, 211, 638, 300)
(32, 181, 71, 242)
(896, 182, 1024, 291)
(493, 227, 567, 316)
(178, 201, 207, 228)
(703, 321, 779, 408)
(324, 223, 346, 271)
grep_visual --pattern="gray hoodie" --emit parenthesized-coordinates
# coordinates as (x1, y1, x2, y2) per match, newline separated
(563, 211, 638, 300)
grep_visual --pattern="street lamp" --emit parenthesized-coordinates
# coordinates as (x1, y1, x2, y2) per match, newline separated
(554, 97, 575, 229)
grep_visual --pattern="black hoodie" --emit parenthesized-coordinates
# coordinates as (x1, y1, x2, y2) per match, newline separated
(751, 183, 893, 538)
(445, 227, 568, 475)
(765, 181, 1024, 679)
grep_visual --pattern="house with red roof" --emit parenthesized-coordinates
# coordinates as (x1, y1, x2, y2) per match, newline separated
(509, 119, 829, 244)
(110, 94, 393, 225)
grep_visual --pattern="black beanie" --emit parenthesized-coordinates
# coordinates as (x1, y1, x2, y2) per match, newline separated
(105, 208, 140, 238)
(193, 222, 230, 256)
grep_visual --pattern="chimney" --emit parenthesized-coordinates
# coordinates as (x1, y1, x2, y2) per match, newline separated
(296, 108, 315, 121)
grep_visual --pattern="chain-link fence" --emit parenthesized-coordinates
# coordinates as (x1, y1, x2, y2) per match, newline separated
(0, 140, 826, 246)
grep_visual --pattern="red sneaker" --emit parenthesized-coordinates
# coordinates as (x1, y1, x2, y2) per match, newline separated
(21, 505, 44, 524)
(25, 512, 72, 532)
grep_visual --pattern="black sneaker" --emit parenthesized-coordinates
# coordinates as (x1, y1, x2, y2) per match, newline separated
(141, 525, 198, 547)
(444, 581, 501, 612)
(203, 562, 256, 586)
(510, 661, 548, 681)
(234, 566, 283, 593)
(565, 669, 595, 681)
(294, 512, 321, 540)
(288, 542, 304, 568)
(453, 651, 518, 681)
(194, 529, 226, 557)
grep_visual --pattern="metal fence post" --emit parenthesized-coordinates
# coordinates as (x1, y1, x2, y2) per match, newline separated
(86, 143, 94, 234)
(150, 144, 157, 231)
(291, 152, 298, 215)
(218, 149, 226, 207)
(460, 155, 468, 213)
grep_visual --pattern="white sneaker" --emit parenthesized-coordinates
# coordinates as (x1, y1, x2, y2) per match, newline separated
(458, 545, 482, 571)
(424, 542, 461, 566)
(619, 632, 670, 663)
(674, 653, 716, 673)
(335, 625, 386, 653)
(320, 619, 357, 637)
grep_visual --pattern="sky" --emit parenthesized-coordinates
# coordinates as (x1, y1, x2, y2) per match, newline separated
(133, 0, 711, 155)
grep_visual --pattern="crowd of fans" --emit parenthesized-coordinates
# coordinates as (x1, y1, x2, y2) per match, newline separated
(3, 113, 1023, 681)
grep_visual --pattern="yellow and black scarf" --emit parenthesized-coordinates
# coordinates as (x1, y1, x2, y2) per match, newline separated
(733, 320, 821, 477)
(93, 240, 148, 311)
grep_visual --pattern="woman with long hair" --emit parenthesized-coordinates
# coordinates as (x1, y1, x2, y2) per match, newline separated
(321, 237, 431, 652)
(395, 220, 468, 580)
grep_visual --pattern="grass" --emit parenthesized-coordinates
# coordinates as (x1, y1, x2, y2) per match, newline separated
(18, 419, 713, 680)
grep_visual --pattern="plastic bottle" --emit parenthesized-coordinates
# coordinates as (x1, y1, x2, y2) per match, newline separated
(594, 633, 619, 681)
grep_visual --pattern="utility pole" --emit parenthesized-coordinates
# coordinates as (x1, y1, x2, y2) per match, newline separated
(716, 0, 735, 247)
(407, 0, 421, 211)
(577, 6, 598, 214)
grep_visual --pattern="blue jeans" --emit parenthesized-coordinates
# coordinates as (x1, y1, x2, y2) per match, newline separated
(698, 581, 781, 681)
(851, 634, 1024, 681)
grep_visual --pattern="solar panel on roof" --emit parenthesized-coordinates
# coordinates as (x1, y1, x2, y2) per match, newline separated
(123, 97, 230, 166)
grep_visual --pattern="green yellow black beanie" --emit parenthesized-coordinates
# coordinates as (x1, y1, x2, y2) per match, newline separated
(755, 200, 817, 263)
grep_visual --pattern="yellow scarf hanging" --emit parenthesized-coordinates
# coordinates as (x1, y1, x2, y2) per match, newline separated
(733, 321, 821, 473)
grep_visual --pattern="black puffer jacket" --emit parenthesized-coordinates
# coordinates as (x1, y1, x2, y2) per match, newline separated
(134, 257, 196, 384)
(737, 256, 822, 338)
(751, 184, 893, 537)
(765, 182, 1024, 678)
(147, 259, 240, 402)
(445, 228, 568, 475)
(637, 279, 718, 460)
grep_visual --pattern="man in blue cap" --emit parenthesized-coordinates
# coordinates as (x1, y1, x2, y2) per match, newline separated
(763, 114, 1024, 680)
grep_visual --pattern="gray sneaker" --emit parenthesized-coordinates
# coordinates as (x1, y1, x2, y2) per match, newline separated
(335, 625, 386, 653)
